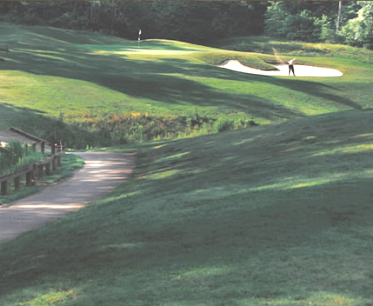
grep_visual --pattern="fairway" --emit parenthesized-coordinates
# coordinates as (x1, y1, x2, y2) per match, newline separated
(1, 110, 373, 305)
(0, 23, 372, 133)
(1, 22, 373, 306)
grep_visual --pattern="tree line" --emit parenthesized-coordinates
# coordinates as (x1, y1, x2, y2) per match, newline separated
(265, 1, 373, 49)
(0, 1, 372, 48)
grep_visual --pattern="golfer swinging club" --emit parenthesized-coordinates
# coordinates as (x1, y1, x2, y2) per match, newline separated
(288, 58, 296, 76)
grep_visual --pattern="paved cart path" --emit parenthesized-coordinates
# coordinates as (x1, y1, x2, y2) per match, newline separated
(0, 152, 135, 244)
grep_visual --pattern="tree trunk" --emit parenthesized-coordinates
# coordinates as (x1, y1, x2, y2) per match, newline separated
(336, 1, 342, 32)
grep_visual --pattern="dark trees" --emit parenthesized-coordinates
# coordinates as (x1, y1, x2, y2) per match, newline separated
(0, 1, 268, 43)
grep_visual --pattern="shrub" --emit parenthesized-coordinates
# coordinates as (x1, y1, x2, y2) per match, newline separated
(32, 112, 258, 149)
(214, 118, 234, 133)
(0, 141, 45, 176)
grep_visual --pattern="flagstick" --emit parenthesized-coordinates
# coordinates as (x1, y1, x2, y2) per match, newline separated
(138, 29, 141, 49)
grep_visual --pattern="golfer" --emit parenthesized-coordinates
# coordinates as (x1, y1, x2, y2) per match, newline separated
(288, 58, 296, 76)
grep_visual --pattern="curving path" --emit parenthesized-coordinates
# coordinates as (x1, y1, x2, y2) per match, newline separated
(0, 152, 135, 244)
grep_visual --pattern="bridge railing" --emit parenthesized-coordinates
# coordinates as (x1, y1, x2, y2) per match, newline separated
(0, 128, 63, 196)
(0, 148, 63, 196)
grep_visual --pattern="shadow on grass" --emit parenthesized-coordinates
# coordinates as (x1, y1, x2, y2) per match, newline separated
(0, 103, 106, 148)
(1, 102, 48, 114)
(1, 111, 373, 304)
(0, 103, 51, 130)
(1, 37, 364, 121)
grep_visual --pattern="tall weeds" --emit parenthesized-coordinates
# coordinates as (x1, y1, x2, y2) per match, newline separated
(0, 141, 45, 176)
(40, 112, 258, 149)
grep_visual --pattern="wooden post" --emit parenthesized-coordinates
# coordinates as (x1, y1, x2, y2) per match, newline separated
(46, 162, 51, 176)
(1, 180, 7, 196)
(51, 144, 56, 154)
(38, 165, 43, 179)
(26, 170, 32, 187)
(52, 156, 57, 171)
(14, 176, 21, 191)
(41, 141, 45, 154)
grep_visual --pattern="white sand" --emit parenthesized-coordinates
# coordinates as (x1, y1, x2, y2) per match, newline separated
(218, 60, 343, 77)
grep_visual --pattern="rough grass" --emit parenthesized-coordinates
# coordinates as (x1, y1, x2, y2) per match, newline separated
(1, 110, 373, 305)
(208, 36, 373, 63)
(0, 142, 45, 176)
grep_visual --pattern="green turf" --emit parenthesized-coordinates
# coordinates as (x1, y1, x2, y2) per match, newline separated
(1, 110, 373, 305)
(0, 23, 373, 131)
(1, 24, 373, 306)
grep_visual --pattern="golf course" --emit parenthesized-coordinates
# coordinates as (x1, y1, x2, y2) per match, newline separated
(1, 22, 373, 306)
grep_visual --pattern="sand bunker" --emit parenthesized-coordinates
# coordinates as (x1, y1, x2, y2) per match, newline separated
(218, 60, 343, 77)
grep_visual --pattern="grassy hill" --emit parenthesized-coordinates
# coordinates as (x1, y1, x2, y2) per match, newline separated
(0, 24, 373, 147)
(1, 109, 373, 305)
(1, 24, 373, 305)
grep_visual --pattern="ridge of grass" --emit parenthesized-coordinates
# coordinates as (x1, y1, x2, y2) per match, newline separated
(1, 24, 373, 305)
(1, 24, 373, 146)
(208, 36, 373, 63)
(192, 50, 277, 70)
(1, 110, 373, 305)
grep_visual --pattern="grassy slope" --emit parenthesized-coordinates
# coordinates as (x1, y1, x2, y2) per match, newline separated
(1, 26, 373, 306)
(1, 109, 373, 305)
(0, 24, 373, 132)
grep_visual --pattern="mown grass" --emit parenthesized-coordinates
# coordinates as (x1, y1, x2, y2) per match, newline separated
(0, 153, 84, 205)
(0, 24, 373, 148)
(1, 110, 373, 305)
(1, 24, 373, 306)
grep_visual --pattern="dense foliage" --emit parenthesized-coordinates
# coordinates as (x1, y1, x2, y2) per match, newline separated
(0, 1, 268, 43)
(0, 141, 44, 176)
(340, 2, 373, 48)
(40, 112, 258, 149)
(265, 1, 373, 48)
(0, 1, 371, 48)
